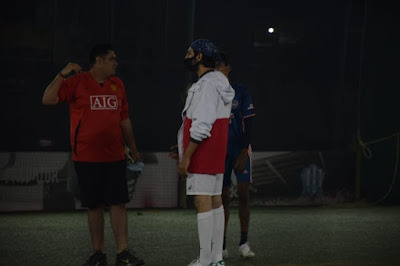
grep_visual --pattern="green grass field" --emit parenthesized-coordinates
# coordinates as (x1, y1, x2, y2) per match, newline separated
(1, 206, 400, 266)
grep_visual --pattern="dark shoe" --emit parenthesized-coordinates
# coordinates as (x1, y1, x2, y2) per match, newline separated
(116, 249, 145, 266)
(83, 250, 107, 266)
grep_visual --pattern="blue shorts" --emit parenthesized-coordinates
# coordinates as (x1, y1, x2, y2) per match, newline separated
(223, 146, 252, 188)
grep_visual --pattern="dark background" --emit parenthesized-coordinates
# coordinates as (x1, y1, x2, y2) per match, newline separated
(0, 0, 399, 201)
(0, 0, 366, 151)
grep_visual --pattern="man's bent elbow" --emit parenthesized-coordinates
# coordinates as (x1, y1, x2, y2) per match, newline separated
(42, 96, 59, 105)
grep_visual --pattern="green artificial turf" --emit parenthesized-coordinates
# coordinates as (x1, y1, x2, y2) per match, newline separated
(1, 206, 400, 265)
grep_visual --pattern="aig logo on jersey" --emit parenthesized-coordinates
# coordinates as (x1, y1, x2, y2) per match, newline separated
(90, 95, 118, 110)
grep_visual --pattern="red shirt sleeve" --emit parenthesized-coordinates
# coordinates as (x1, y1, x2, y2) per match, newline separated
(58, 75, 81, 103)
(119, 81, 130, 120)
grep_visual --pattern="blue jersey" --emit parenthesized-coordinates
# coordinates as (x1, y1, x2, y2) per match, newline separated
(228, 82, 255, 145)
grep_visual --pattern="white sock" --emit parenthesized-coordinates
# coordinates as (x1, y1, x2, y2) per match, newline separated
(212, 205, 225, 262)
(197, 210, 213, 265)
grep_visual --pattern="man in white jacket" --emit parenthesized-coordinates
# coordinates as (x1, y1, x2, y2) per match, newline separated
(177, 39, 234, 266)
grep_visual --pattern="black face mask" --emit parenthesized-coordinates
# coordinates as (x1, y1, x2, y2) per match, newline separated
(184, 56, 199, 72)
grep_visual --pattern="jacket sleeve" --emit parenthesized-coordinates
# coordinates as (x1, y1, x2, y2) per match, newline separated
(189, 80, 219, 142)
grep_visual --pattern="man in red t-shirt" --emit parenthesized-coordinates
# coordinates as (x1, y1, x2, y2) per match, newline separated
(42, 44, 144, 266)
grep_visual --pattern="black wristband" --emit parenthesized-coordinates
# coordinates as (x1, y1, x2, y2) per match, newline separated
(190, 137, 201, 144)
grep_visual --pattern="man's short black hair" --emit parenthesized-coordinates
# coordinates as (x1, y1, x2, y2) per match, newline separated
(218, 52, 229, 66)
(202, 54, 217, 68)
(194, 52, 217, 68)
(89, 44, 114, 67)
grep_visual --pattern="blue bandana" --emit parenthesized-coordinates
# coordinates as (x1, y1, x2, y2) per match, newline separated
(190, 39, 220, 60)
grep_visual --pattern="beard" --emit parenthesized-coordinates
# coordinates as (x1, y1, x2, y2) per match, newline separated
(184, 56, 199, 72)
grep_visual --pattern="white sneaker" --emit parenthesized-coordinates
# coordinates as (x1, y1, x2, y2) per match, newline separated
(239, 242, 255, 258)
(222, 249, 228, 259)
(188, 259, 204, 266)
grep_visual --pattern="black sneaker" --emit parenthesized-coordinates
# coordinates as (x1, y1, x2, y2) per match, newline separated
(116, 249, 145, 266)
(83, 250, 107, 266)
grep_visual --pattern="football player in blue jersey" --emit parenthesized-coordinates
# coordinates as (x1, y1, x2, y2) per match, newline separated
(216, 52, 256, 259)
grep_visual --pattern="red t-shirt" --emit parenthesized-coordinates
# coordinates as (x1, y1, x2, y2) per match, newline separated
(58, 71, 129, 162)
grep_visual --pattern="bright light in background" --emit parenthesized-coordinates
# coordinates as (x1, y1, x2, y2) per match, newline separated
(267, 27, 275, 34)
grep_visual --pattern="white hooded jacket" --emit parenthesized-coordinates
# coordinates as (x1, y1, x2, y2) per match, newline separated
(177, 70, 235, 174)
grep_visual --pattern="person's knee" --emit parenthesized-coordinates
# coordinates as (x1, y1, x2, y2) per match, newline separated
(194, 195, 212, 212)
(237, 183, 250, 203)
(110, 204, 126, 213)
(212, 195, 223, 209)
(222, 188, 231, 203)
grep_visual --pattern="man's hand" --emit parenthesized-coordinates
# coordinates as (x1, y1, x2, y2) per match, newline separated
(168, 144, 179, 160)
(130, 150, 141, 162)
(177, 141, 198, 178)
(43, 62, 83, 105)
(234, 149, 248, 173)
(178, 156, 190, 178)
(60, 63, 82, 77)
